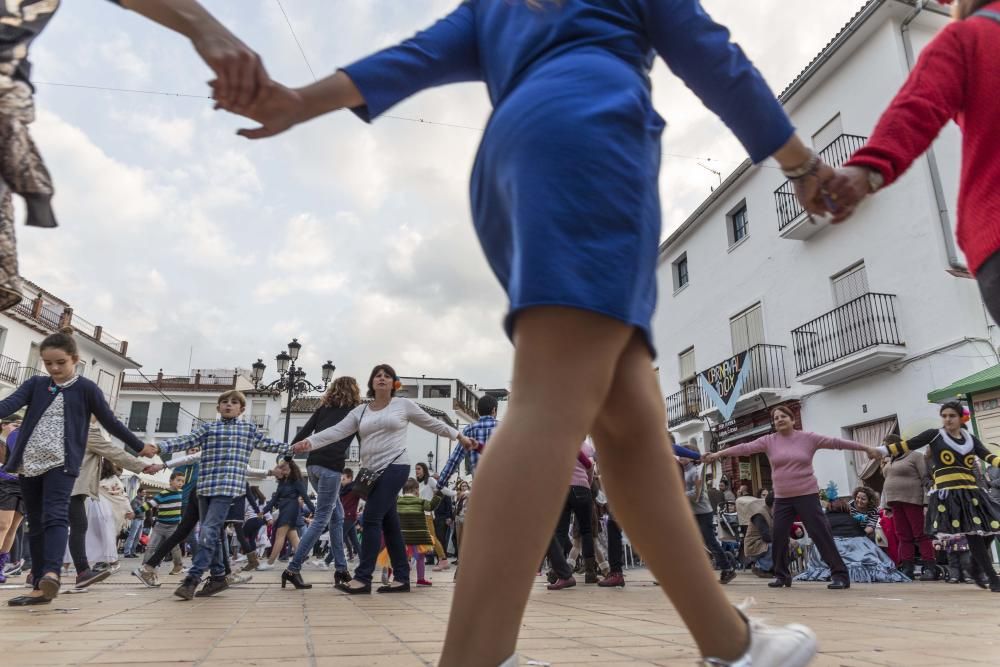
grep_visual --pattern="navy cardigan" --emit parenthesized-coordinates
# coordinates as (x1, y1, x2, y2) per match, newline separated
(0, 374, 145, 477)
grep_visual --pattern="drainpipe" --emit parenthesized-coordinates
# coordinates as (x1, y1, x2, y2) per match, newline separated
(900, 0, 968, 275)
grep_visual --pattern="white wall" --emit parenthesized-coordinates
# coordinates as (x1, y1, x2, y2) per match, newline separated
(654, 7, 993, 489)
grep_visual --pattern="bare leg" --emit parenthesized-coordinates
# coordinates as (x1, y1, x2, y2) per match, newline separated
(439, 307, 632, 667)
(0, 510, 20, 552)
(268, 526, 290, 565)
(590, 333, 749, 660)
(288, 529, 300, 551)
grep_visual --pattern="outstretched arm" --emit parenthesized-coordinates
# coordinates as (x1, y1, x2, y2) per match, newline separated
(119, 0, 267, 108)
(217, 2, 480, 138)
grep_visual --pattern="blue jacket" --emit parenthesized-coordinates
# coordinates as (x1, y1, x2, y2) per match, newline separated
(0, 374, 145, 477)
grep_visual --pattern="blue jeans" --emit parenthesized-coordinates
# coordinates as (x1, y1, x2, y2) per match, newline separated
(338, 517, 361, 561)
(19, 468, 76, 582)
(187, 495, 233, 581)
(123, 517, 144, 556)
(755, 545, 774, 572)
(354, 464, 410, 585)
(288, 466, 346, 573)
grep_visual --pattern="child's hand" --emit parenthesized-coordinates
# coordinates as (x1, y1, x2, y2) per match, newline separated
(213, 79, 305, 139)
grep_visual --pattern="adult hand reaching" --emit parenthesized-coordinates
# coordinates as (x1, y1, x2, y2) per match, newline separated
(790, 159, 839, 218)
(291, 439, 312, 455)
(142, 463, 163, 474)
(192, 31, 268, 110)
(140, 443, 158, 458)
(213, 80, 306, 139)
(701, 452, 718, 464)
(457, 434, 477, 451)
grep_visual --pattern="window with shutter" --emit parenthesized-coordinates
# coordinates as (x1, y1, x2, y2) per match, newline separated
(730, 304, 764, 354)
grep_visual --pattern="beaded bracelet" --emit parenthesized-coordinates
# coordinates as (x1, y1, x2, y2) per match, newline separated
(782, 152, 820, 180)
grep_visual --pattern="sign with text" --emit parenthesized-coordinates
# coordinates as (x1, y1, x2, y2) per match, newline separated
(697, 351, 752, 421)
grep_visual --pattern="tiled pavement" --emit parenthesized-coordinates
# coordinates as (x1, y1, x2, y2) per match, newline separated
(1, 566, 997, 666)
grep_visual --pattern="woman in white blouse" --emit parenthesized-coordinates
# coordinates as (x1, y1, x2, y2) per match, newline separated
(293, 364, 473, 593)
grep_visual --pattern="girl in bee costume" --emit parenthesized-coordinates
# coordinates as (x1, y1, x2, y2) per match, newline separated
(879, 401, 1000, 592)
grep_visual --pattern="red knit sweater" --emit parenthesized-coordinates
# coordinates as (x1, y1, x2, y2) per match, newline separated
(845, 6, 1000, 274)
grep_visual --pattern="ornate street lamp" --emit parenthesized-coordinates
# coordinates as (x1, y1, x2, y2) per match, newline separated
(251, 340, 335, 443)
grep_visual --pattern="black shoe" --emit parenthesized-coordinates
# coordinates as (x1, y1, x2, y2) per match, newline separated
(75, 568, 112, 589)
(919, 568, 940, 581)
(827, 579, 851, 590)
(376, 582, 411, 593)
(335, 580, 371, 595)
(546, 570, 558, 585)
(123, 553, 138, 559)
(767, 577, 792, 588)
(333, 570, 351, 586)
(719, 569, 737, 585)
(195, 576, 230, 598)
(174, 578, 199, 601)
(281, 570, 312, 590)
(7, 594, 51, 607)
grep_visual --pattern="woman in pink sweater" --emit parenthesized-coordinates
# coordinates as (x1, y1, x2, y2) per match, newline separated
(704, 406, 878, 589)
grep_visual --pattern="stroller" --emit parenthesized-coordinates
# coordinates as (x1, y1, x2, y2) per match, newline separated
(716, 500, 742, 568)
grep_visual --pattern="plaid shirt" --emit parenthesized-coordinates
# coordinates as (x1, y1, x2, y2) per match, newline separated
(158, 418, 289, 498)
(438, 416, 498, 487)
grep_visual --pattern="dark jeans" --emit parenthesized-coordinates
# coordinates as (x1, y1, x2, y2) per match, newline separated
(187, 495, 232, 581)
(147, 491, 200, 568)
(976, 248, 1000, 325)
(773, 494, 847, 582)
(889, 501, 934, 563)
(556, 485, 594, 560)
(607, 515, 623, 574)
(546, 536, 574, 579)
(695, 511, 733, 571)
(289, 466, 345, 573)
(243, 517, 264, 550)
(340, 517, 361, 561)
(354, 464, 410, 585)
(20, 468, 76, 582)
(69, 494, 90, 573)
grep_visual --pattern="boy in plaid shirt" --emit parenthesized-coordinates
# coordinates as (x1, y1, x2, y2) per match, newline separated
(155, 390, 291, 600)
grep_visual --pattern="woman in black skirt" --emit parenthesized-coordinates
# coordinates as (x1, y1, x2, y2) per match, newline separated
(879, 401, 1000, 592)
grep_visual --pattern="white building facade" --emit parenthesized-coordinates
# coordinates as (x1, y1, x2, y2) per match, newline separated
(655, 1, 995, 495)
(0, 279, 138, 404)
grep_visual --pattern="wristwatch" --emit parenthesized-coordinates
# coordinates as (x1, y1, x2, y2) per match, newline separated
(867, 169, 884, 193)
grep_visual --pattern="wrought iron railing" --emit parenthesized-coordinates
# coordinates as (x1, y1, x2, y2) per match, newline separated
(791, 293, 903, 375)
(0, 355, 20, 384)
(774, 134, 867, 230)
(666, 384, 703, 428)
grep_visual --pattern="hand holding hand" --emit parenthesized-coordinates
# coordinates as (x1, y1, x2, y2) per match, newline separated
(291, 439, 312, 455)
(192, 26, 268, 110)
(821, 166, 873, 223)
(140, 443, 158, 458)
(865, 446, 883, 461)
(457, 434, 477, 451)
(213, 79, 306, 139)
(702, 452, 718, 464)
(142, 463, 164, 475)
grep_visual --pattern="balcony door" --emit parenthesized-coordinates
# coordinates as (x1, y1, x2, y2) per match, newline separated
(832, 264, 875, 358)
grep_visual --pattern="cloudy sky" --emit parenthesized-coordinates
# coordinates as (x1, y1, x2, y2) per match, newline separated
(20, 0, 867, 389)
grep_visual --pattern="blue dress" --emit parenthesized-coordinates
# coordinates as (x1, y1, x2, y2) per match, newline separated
(344, 0, 793, 352)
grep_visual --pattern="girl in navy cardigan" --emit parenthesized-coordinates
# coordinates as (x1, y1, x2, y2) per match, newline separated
(0, 328, 152, 606)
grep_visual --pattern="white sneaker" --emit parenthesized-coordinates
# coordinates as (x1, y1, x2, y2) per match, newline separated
(226, 572, 252, 586)
(256, 562, 275, 571)
(704, 603, 816, 666)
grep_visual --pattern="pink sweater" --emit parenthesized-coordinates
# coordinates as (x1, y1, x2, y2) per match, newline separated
(722, 431, 867, 499)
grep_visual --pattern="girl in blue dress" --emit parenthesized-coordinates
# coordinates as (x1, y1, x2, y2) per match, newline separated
(219, 2, 834, 665)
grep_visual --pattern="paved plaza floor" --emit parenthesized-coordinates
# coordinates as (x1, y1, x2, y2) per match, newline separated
(1, 566, 997, 666)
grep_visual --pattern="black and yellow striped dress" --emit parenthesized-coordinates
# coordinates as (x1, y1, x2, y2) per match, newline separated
(885, 428, 1000, 537)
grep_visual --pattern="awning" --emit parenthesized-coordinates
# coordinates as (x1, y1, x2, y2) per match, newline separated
(927, 364, 1000, 403)
(719, 423, 773, 446)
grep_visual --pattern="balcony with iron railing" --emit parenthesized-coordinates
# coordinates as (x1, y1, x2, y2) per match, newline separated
(0, 355, 21, 385)
(668, 344, 790, 426)
(120, 370, 239, 392)
(774, 134, 867, 240)
(8, 292, 130, 357)
(791, 292, 905, 386)
(251, 414, 270, 430)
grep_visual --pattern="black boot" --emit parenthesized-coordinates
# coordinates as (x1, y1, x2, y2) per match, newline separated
(919, 564, 941, 581)
(584, 557, 599, 584)
(898, 560, 914, 580)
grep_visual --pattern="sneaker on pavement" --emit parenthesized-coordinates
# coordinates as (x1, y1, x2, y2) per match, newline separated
(703, 605, 816, 667)
(416, 579, 433, 586)
(169, 564, 184, 575)
(256, 562, 275, 571)
(547, 576, 577, 591)
(720, 569, 737, 585)
(132, 567, 160, 588)
(174, 577, 199, 601)
(195, 576, 230, 597)
(432, 561, 451, 572)
(75, 568, 112, 589)
(4, 558, 25, 576)
(597, 572, 625, 588)
(226, 572, 252, 586)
